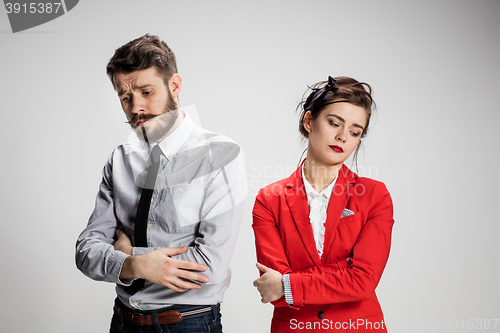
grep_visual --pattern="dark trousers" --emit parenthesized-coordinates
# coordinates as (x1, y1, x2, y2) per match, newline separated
(110, 299, 223, 333)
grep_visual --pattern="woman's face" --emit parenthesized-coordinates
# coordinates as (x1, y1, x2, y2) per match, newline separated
(304, 101, 367, 169)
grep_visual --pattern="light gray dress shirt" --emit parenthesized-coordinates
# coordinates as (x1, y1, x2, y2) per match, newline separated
(76, 111, 247, 310)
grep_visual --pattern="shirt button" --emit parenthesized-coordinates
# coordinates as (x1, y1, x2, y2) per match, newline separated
(317, 310, 324, 319)
(147, 224, 153, 228)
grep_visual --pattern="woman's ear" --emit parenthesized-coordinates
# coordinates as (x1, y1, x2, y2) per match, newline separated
(303, 111, 312, 133)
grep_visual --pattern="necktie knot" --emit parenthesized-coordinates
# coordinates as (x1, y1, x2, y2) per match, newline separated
(150, 145, 162, 163)
(143, 146, 162, 190)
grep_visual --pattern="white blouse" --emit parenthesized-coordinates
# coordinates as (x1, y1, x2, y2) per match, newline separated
(301, 163, 337, 258)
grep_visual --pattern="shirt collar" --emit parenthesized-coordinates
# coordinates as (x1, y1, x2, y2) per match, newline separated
(301, 163, 337, 200)
(152, 109, 194, 161)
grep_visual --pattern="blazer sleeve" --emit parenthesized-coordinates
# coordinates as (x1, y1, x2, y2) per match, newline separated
(252, 188, 292, 307)
(252, 188, 351, 308)
(289, 181, 394, 306)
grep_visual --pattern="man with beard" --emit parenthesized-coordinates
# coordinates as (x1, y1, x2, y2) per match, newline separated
(76, 34, 246, 333)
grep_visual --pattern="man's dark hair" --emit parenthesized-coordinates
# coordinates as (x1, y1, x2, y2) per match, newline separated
(106, 34, 178, 88)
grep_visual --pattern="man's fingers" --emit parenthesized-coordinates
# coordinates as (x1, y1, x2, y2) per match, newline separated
(139, 248, 210, 290)
(116, 229, 125, 237)
(176, 258, 208, 273)
(165, 282, 189, 293)
(167, 278, 202, 291)
(178, 269, 209, 284)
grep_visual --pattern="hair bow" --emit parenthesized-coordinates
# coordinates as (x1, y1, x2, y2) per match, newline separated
(325, 76, 337, 90)
(304, 76, 337, 111)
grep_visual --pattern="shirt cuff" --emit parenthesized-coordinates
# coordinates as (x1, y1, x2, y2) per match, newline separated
(283, 274, 294, 305)
(108, 250, 134, 286)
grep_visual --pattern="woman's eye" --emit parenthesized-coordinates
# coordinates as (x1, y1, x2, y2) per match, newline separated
(329, 120, 339, 127)
(351, 132, 360, 137)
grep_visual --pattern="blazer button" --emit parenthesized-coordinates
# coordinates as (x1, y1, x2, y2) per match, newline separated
(317, 310, 324, 319)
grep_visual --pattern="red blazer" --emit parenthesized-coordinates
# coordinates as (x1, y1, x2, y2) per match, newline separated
(252, 163, 394, 332)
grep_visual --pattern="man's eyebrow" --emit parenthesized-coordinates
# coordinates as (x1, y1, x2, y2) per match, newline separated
(327, 114, 365, 130)
(135, 83, 152, 90)
(118, 84, 153, 97)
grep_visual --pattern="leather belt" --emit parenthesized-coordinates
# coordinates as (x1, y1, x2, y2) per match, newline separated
(117, 304, 217, 326)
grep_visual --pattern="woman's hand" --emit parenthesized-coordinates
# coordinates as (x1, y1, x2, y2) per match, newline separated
(114, 229, 133, 255)
(253, 263, 284, 303)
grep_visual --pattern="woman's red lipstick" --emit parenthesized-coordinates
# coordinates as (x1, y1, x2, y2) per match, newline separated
(329, 145, 344, 153)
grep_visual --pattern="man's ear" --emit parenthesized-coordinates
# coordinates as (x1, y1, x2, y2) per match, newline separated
(168, 74, 182, 99)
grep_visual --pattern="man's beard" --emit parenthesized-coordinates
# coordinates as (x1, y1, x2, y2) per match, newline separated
(131, 91, 180, 143)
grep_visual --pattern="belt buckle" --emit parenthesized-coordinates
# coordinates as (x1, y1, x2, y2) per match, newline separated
(131, 313, 144, 325)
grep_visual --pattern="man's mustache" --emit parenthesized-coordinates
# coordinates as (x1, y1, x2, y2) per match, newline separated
(126, 114, 158, 126)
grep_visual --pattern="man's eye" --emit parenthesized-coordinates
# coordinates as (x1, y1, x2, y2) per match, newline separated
(143, 91, 152, 95)
(122, 96, 131, 102)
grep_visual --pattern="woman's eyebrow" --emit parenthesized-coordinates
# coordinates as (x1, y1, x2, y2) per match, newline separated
(327, 113, 345, 123)
(352, 123, 365, 130)
(327, 114, 365, 130)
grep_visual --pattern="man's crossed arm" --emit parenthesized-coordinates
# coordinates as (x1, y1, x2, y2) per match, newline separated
(114, 229, 209, 292)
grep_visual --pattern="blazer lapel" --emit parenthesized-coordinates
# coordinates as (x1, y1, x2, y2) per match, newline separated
(283, 164, 322, 266)
(321, 164, 357, 263)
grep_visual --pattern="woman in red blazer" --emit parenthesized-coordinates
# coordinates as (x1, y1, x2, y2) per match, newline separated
(252, 76, 394, 332)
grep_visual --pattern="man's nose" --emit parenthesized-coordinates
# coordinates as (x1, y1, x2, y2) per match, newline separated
(131, 95, 146, 114)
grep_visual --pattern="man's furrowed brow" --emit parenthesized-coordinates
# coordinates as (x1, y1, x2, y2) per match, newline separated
(135, 83, 153, 89)
(118, 84, 152, 96)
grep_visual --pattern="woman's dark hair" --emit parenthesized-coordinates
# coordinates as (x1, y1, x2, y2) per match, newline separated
(106, 34, 178, 88)
(297, 76, 376, 168)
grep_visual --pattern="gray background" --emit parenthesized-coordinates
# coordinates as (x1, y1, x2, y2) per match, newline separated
(1, 0, 499, 332)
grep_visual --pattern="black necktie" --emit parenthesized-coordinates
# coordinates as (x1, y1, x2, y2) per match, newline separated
(125, 145, 162, 294)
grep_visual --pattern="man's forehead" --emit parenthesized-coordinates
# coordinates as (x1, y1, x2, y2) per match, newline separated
(114, 67, 164, 92)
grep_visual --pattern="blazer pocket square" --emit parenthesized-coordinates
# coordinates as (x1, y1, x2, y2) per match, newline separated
(340, 208, 355, 218)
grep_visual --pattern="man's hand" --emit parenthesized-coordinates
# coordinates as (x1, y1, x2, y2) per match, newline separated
(253, 262, 284, 303)
(120, 246, 209, 292)
(114, 229, 133, 255)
